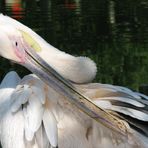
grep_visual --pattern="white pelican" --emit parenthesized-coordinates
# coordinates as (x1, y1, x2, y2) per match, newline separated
(0, 14, 147, 148)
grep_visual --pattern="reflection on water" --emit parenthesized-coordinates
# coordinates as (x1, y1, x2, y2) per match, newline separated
(0, 0, 148, 90)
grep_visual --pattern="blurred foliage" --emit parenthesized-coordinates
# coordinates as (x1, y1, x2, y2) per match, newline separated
(0, 0, 148, 91)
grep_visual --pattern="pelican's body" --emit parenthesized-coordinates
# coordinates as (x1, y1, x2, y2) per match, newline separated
(0, 71, 147, 148)
(0, 14, 147, 148)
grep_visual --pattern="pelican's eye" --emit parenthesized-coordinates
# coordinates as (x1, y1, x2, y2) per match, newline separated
(15, 42, 18, 46)
(13, 41, 18, 47)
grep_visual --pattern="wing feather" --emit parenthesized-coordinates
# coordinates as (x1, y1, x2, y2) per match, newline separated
(0, 72, 25, 148)
(43, 108, 58, 147)
(78, 83, 148, 137)
(24, 94, 44, 141)
(11, 84, 32, 112)
(35, 125, 50, 148)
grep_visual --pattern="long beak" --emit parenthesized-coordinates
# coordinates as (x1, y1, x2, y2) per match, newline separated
(22, 32, 130, 139)
(24, 48, 131, 138)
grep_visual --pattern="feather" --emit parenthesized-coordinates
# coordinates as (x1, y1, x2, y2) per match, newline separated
(0, 71, 25, 148)
(11, 84, 32, 112)
(95, 97, 145, 107)
(110, 106, 148, 121)
(35, 125, 50, 148)
(0, 108, 25, 148)
(135, 92, 148, 100)
(43, 109, 58, 147)
(21, 74, 46, 104)
(93, 100, 112, 109)
(23, 107, 34, 141)
(0, 71, 21, 117)
(27, 95, 44, 132)
(93, 95, 147, 121)
(80, 83, 141, 99)
(93, 99, 148, 121)
(31, 85, 46, 104)
(0, 71, 20, 89)
(23, 94, 44, 141)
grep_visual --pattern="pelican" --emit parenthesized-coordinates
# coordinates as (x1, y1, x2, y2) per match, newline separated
(0, 14, 147, 148)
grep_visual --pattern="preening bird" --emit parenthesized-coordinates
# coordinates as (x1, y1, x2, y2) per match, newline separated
(0, 14, 147, 148)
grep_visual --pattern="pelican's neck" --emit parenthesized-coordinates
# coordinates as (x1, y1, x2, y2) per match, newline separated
(0, 14, 97, 83)
(37, 42, 97, 84)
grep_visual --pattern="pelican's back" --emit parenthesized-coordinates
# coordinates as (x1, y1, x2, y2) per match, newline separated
(78, 83, 148, 147)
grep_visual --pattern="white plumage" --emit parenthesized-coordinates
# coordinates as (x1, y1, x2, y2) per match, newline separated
(0, 14, 147, 148)
(0, 71, 147, 148)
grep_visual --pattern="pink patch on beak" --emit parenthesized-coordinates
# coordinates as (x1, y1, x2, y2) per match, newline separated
(14, 47, 26, 63)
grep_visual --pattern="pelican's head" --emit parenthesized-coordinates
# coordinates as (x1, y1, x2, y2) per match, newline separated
(0, 25, 26, 63)
(0, 21, 61, 89)
(0, 14, 43, 66)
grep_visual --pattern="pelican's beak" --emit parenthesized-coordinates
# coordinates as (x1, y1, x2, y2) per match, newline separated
(21, 31, 130, 138)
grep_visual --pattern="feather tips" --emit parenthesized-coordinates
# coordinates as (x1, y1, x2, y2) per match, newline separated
(80, 83, 148, 138)
(43, 109, 58, 147)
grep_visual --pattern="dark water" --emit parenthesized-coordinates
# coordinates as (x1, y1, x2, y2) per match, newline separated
(0, 0, 148, 90)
